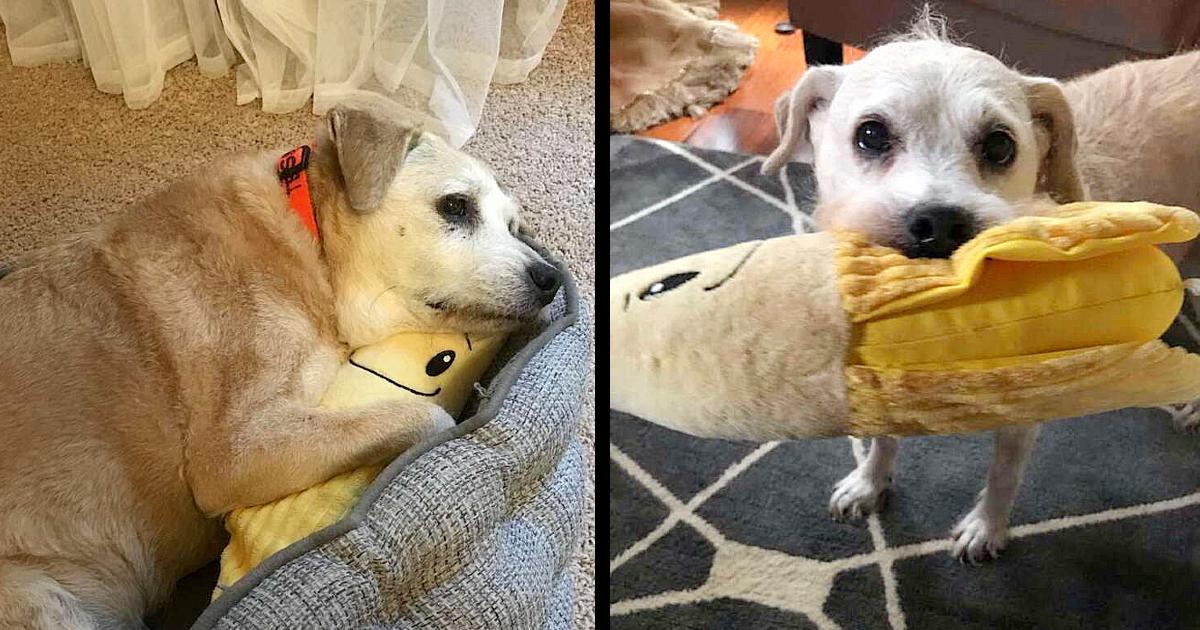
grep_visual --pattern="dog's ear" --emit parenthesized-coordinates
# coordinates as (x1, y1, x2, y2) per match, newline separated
(319, 105, 422, 213)
(762, 66, 842, 176)
(1024, 78, 1085, 203)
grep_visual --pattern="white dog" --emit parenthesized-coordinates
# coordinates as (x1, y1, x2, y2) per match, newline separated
(763, 13, 1200, 562)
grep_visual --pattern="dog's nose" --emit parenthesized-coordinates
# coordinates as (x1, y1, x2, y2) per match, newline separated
(527, 261, 562, 306)
(901, 204, 978, 258)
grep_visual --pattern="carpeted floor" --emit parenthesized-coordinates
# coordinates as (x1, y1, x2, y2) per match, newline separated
(0, 2, 595, 627)
(609, 135, 1200, 630)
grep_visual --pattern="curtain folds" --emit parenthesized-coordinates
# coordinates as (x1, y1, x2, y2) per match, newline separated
(0, 0, 566, 146)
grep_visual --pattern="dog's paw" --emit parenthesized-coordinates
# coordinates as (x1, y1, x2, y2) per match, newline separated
(951, 503, 1009, 564)
(1164, 402, 1200, 435)
(428, 405, 456, 432)
(829, 470, 891, 522)
(380, 401, 455, 443)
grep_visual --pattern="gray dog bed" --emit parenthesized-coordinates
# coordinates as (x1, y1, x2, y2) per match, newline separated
(181, 247, 590, 629)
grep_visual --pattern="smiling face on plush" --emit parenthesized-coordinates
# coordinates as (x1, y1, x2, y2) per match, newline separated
(610, 233, 854, 440)
(321, 330, 506, 418)
(618, 241, 761, 313)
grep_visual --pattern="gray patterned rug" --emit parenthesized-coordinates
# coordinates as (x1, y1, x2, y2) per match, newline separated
(608, 136, 1200, 630)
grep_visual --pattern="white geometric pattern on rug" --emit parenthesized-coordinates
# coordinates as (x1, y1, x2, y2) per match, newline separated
(609, 139, 815, 235)
(609, 139, 1200, 630)
(611, 437, 1200, 630)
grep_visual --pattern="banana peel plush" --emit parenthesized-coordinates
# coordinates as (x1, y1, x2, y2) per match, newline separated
(611, 201, 1200, 440)
(213, 331, 504, 600)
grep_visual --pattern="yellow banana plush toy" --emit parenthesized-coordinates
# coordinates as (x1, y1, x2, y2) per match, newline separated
(611, 201, 1200, 440)
(212, 331, 504, 600)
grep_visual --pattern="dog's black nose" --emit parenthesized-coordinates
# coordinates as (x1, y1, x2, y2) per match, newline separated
(901, 204, 977, 258)
(527, 261, 562, 306)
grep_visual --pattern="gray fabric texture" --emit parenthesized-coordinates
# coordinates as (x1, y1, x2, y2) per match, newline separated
(192, 249, 590, 630)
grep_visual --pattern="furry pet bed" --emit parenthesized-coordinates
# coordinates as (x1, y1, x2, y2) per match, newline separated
(190, 248, 590, 629)
(610, 0, 757, 132)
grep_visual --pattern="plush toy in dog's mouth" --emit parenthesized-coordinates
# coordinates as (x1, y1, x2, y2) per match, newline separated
(611, 201, 1200, 440)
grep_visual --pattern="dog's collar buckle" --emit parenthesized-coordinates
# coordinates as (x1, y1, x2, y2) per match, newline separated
(277, 145, 318, 240)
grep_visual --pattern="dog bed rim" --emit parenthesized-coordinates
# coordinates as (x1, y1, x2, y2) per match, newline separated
(191, 239, 583, 629)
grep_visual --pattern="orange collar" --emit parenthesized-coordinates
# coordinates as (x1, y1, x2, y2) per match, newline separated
(277, 145, 319, 239)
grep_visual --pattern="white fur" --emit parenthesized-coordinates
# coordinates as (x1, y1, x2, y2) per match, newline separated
(764, 20, 1077, 562)
(767, 37, 1060, 248)
(331, 132, 549, 347)
(829, 437, 897, 521)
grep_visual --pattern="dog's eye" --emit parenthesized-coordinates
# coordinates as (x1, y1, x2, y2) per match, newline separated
(640, 272, 698, 300)
(436, 193, 477, 224)
(980, 130, 1016, 167)
(425, 350, 455, 377)
(855, 120, 892, 156)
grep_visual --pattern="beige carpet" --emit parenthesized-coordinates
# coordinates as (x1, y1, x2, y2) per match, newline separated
(0, 0, 595, 626)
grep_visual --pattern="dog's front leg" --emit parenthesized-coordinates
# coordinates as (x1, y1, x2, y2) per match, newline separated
(951, 424, 1041, 563)
(186, 400, 455, 516)
(829, 436, 900, 521)
(1166, 401, 1200, 434)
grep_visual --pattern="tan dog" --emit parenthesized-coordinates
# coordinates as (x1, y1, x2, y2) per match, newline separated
(0, 102, 560, 628)
(1065, 51, 1200, 219)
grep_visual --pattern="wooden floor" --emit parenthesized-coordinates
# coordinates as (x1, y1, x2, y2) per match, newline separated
(636, 0, 864, 155)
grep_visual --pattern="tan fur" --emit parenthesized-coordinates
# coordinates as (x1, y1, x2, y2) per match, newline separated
(0, 104, 549, 628)
(1065, 51, 1200, 211)
(1024, 78, 1084, 204)
(847, 341, 1200, 436)
(1061, 51, 1200, 263)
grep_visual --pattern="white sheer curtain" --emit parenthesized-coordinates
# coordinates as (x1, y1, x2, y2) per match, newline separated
(0, 0, 566, 146)
(0, 0, 234, 107)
